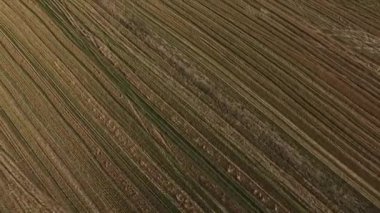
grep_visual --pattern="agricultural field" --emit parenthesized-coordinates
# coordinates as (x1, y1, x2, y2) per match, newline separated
(0, 0, 379, 212)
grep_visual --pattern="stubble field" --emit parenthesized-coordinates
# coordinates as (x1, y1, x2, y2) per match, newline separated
(0, 0, 379, 212)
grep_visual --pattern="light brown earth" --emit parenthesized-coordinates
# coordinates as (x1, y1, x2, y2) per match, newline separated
(0, 0, 379, 212)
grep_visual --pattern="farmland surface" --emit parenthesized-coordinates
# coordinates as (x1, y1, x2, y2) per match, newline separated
(1, 0, 380, 212)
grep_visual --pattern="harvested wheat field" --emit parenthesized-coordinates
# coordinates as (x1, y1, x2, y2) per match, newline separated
(0, 0, 379, 212)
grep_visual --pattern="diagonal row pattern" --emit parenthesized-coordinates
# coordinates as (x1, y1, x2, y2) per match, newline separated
(0, 0, 379, 212)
